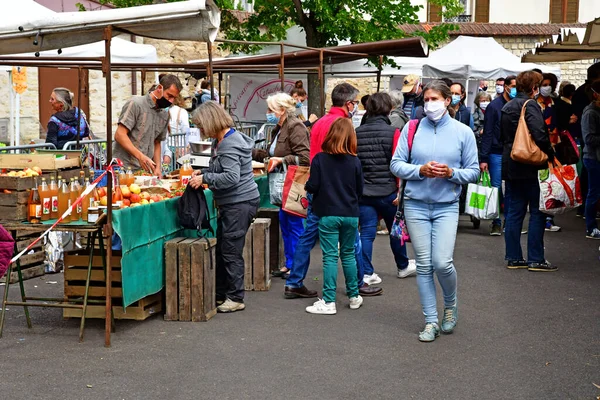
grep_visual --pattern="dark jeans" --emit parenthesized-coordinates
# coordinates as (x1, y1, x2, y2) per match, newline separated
(584, 158, 600, 232)
(359, 192, 409, 274)
(504, 180, 545, 264)
(215, 197, 259, 303)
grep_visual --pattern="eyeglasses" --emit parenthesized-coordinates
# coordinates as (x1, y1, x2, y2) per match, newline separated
(348, 100, 359, 106)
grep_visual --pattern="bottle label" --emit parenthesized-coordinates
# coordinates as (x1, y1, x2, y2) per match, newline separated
(42, 197, 51, 215)
(181, 176, 190, 186)
(29, 204, 42, 219)
(51, 196, 58, 212)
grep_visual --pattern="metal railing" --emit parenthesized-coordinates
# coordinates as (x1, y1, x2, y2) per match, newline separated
(62, 139, 106, 150)
(0, 143, 57, 154)
(167, 132, 189, 172)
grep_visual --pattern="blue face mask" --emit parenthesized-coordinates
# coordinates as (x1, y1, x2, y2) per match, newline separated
(451, 95, 461, 106)
(295, 101, 303, 108)
(266, 113, 279, 124)
(509, 87, 517, 99)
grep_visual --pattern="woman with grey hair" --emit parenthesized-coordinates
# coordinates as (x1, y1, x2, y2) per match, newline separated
(46, 87, 90, 150)
(472, 91, 492, 151)
(388, 90, 409, 131)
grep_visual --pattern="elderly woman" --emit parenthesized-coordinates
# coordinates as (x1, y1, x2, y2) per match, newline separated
(473, 91, 492, 147)
(46, 87, 90, 150)
(388, 90, 409, 131)
(501, 70, 556, 272)
(266, 92, 311, 279)
(189, 101, 259, 313)
(391, 80, 479, 342)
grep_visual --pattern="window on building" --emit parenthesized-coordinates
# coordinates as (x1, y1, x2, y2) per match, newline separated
(428, 2, 442, 22)
(550, 0, 579, 23)
(475, 0, 490, 23)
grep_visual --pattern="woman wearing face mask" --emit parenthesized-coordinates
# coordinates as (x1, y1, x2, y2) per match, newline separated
(450, 82, 474, 129)
(265, 92, 311, 278)
(390, 80, 480, 342)
(290, 87, 319, 127)
(500, 70, 556, 272)
(473, 91, 492, 151)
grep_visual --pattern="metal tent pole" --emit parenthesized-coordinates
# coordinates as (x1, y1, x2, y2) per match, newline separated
(103, 25, 113, 348)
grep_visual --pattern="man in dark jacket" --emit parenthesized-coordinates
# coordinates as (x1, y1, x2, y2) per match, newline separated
(479, 75, 516, 235)
(401, 74, 424, 120)
(500, 70, 556, 272)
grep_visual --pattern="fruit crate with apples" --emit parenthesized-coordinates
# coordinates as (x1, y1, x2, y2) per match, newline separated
(62, 250, 163, 320)
(243, 218, 271, 291)
(0, 232, 46, 284)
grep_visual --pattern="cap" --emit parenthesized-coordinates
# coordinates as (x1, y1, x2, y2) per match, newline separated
(401, 74, 420, 93)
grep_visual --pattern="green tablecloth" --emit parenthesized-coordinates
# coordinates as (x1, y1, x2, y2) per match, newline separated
(112, 175, 274, 307)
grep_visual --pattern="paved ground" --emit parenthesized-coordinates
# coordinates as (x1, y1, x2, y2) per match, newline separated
(0, 213, 598, 400)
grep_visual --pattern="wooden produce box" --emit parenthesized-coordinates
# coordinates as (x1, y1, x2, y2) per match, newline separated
(0, 175, 35, 222)
(256, 208, 285, 273)
(0, 233, 46, 284)
(0, 153, 80, 170)
(243, 218, 271, 291)
(164, 237, 217, 322)
(62, 250, 163, 321)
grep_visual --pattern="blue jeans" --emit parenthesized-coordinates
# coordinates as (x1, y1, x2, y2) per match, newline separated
(584, 158, 600, 232)
(404, 200, 459, 324)
(488, 153, 504, 226)
(504, 180, 545, 263)
(286, 193, 365, 288)
(279, 209, 305, 270)
(359, 193, 409, 274)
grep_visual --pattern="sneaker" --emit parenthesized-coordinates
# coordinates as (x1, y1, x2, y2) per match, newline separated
(397, 259, 417, 278)
(305, 299, 337, 315)
(349, 295, 363, 310)
(586, 228, 600, 239)
(490, 224, 502, 236)
(363, 273, 382, 285)
(376, 229, 389, 235)
(419, 323, 440, 342)
(507, 259, 528, 269)
(441, 305, 458, 334)
(528, 261, 558, 272)
(545, 221, 561, 232)
(217, 299, 246, 313)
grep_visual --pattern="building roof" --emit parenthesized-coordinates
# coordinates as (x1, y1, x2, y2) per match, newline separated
(399, 22, 587, 37)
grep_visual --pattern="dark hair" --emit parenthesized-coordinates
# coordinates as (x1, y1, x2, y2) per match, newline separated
(160, 74, 183, 92)
(322, 118, 357, 156)
(441, 78, 453, 87)
(295, 80, 304, 89)
(331, 83, 359, 107)
(505, 75, 517, 87)
(542, 73, 558, 92)
(516, 71, 543, 95)
(366, 92, 393, 116)
(562, 84, 576, 98)
(360, 95, 370, 108)
(532, 68, 543, 74)
(590, 80, 600, 96)
(290, 88, 307, 97)
(200, 79, 210, 90)
(588, 62, 600, 81)
(496, 77, 505, 83)
(450, 82, 466, 104)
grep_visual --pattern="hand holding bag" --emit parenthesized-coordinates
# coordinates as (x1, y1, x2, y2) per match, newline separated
(510, 99, 549, 166)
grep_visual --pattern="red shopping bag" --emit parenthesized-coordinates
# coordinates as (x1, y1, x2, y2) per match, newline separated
(281, 165, 310, 218)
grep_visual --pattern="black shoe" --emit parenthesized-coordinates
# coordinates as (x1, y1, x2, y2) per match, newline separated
(507, 260, 528, 269)
(284, 285, 318, 299)
(528, 261, 557, 272)
(359, 283, 383, 297)
(271, 269, 289, 278)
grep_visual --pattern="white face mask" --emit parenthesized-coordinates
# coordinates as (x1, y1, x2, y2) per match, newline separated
(479, 101, 490, 110)
(424, 100, 447, 122)
(540, 86, 553, 98)
(496, 85, 504, 94)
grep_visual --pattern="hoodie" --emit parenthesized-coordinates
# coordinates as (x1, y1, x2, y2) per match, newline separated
(202, 130, 259, 206)
(45, 107, 90, 150)
(390, 113, 480, 204)
(389, 107, 409, 131)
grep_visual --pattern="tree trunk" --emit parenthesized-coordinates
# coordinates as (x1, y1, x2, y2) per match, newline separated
(304, 24, 325, 118)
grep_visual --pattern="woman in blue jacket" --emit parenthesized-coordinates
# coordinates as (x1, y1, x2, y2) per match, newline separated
(391, 80, 480, 342)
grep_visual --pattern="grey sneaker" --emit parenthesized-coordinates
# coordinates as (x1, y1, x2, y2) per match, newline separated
(528, 261, 557, 272)
(490, 224, 502, 236)
(441, 305, 458, 334)
(217, 299, 246, 313)
(586, 228, 600, 239)
(419, 322, 440, 342)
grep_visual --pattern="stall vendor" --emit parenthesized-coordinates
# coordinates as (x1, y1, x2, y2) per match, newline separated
(113, 74, 182, 175)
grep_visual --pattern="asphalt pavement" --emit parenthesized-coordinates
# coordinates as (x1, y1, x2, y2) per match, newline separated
(0, 213, 598, 400)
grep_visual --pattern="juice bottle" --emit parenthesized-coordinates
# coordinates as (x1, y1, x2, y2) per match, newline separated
(27, 182, 42, 223)
(179, 160, 193, 186)
(112, 175, 123, 206)
(38, 178, 51, 221)
(70, 178, 81, 221)
(118, 168, 127, 187)
(126, 168, 135, 186)
(58, 178, 71, 222)
(81, 174, 91, 221)
(48, 176, 59, 219)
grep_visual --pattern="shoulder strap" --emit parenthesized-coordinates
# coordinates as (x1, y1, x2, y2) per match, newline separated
(407, 119, 420, 153)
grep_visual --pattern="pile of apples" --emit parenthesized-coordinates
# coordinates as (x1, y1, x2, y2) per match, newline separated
(97, 183, 178, 208)
(1, 166, 42, 178)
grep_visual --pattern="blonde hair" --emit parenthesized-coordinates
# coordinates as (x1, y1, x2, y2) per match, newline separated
(266, 92, 296, 117)
(191, 101, 233, 139)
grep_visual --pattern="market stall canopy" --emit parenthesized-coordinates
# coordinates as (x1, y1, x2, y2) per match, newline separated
(521, 19, 600, 62)
(422, 36, 561, 79)
(0, 0, 220, 56)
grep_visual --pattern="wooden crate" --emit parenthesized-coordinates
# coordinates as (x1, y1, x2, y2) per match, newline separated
(0, 153, 80, 170)
(256, 208, 285, 272)
(0, 234, 46, 284)
(164, 237, 217, 322)
(0, 175, 35, 222)
(243, 218, 271, 291)
(62, 250, 162, 320)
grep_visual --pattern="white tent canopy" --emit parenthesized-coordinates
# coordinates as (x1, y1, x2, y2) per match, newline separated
(0, 0, 220, 55)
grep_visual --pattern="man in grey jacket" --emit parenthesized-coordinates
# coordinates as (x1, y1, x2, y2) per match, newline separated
(388, 90, 409, 131)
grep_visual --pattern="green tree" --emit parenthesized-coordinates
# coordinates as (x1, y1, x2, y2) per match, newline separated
(85, 0, 463, 113)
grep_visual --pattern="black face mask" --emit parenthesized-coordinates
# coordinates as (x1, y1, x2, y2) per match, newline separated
(155, 96, 172, 109)
(482, 86, 488, 91)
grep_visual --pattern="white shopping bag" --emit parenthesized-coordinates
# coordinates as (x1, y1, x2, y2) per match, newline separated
(464, 172, 499, 220)
(539, 160, 582, 215)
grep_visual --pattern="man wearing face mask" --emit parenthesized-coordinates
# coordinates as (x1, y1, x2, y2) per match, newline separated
(478, 80, 488, 93)
(495, 77, 505, 98)
(480, 75, 517, 236)
(401, 74, 424, 120)
(113, 74, 183, 175)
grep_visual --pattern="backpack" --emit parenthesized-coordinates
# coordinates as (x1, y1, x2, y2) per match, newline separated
(177, 185, 214, 236)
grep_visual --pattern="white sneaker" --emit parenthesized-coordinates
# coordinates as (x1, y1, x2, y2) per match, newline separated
(397, 259, 417, 278)
(363, 273, 382, 285)
(217, 298, 246, 313)
(349, 295, 363, 310)
(306, 299, 336, 315)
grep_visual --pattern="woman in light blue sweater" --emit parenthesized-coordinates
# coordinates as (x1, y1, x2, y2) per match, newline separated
(391, 80, 480, 342)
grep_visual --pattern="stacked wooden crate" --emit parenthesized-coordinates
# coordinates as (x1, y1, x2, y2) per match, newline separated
(0, 232, 46, 284)
(243, 218, 271, 291)
(0, 175, 35, 223)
